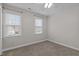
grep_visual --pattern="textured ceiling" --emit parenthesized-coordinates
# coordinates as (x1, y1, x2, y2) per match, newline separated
(6, 3, 79, 16)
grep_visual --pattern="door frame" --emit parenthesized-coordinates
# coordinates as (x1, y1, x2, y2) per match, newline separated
(0, 3, 2, 55)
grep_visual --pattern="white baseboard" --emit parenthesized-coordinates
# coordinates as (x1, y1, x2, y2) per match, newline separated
(2, 40, 46, 52)
(3, 39, 79, 52)
(48, 40, 79, 51)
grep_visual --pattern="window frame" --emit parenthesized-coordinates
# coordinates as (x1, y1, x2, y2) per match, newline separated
(34, 16, 43, 34)
(3, 10, 22, 37)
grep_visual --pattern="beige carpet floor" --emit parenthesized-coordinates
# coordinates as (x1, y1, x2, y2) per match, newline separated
(2, 41, 79, 56)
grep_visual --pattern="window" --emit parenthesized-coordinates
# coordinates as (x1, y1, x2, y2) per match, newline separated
(4, 13, 21, 37)
(35, 17, 43, 34)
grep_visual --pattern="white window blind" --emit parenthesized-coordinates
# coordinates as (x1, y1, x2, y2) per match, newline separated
(35, 17, 43, 34)
(4, 13, 21, 37)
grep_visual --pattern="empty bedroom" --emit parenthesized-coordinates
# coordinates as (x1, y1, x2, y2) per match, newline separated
(0, 3, 79, 56)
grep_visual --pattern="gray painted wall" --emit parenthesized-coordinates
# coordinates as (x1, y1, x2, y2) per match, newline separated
(48, 4, 79, 50)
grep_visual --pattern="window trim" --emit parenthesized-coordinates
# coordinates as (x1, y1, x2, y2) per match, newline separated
(3, 11, 22, 37)
(34, 17, 43, 34)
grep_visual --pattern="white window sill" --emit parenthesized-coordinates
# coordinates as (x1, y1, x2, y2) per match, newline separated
(35, 32, 43, 34)
(3, 34, 21, 38)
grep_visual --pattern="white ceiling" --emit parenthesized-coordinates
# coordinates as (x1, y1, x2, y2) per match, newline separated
(6, 3, 79, 16)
